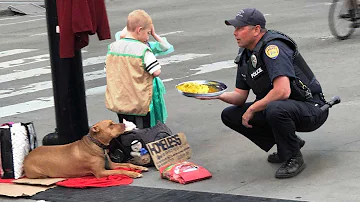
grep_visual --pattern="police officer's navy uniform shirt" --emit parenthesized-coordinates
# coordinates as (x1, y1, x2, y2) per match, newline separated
(236, 40, 296, 90)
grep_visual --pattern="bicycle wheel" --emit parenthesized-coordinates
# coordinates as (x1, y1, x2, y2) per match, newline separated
(328, 0, 356, 40)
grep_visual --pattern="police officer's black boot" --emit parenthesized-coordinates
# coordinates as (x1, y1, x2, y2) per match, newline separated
(275, 151, 306, 179)
(267, 136, 305, 163)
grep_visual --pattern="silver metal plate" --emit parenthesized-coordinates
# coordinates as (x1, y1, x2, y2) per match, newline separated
(175, 80, 227, 97)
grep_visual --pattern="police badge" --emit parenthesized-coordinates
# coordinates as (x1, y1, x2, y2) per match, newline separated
(251, 54, 257, 68)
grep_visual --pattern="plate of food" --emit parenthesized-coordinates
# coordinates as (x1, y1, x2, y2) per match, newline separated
(175, 80, 227, 97)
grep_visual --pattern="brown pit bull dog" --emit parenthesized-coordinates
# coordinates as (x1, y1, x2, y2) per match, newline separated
(23, 120, 148, 179)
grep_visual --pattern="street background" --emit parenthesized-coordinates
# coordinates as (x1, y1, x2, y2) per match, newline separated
(0, 0, 360, 201)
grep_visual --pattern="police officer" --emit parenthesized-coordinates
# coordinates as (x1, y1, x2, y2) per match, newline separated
(197, 8, 329, 178)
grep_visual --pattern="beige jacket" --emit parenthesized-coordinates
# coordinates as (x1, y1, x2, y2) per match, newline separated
(105, 38, 153, 115)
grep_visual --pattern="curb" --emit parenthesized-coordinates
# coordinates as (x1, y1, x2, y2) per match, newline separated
(0, 8, 15, 17)
(0, 3, 45, 17)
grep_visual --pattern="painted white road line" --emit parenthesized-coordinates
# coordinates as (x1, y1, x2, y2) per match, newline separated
(0, 50, 88, 70)
(31, 30, 184, 38)
(0, 15, 45, 21)
(0, 18, 45, 27)
(30, 32, 47, 37)
(0, 53, 210, 99)
(82, 55, 106, 66)
(0, 69, 105, 99)
(159, 31, 184, 36)
(0, 59, 234, 117)
(0, 49, 37, 58)
(190, 60, 235, 75)
(0, 54, 214, 117)
(305, 3, 331, 8)
(0, 67, 50, 84)
(0, 96, 54, 118)
(160, 60, 236, 83)
(0, 77, 174, 118)
(162, 78, 174, 82)
(159, 53, 210, 66)
(0, 53, 49, 69)
(0, 55, 103, 85)
(0, 58, 237, 118)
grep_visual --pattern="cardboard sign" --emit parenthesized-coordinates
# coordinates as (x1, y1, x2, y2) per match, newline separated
(146, 133, 191, 170)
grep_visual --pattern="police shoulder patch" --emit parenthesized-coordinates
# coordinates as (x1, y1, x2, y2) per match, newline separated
(265, 45, 279, 59)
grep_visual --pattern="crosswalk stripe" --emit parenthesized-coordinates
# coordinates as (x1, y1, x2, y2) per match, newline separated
(0, 55, 106, 86)
(0, 77, 172, 118)
(0, 53, 49, 69)
(0, 58, 237, 118)
(0, 49, 37, 58)
(0, 53, 211, 99)
(0, 96, 54, 118)
(159, 54, 210, 66)
(159, 31, 184, 36)
(0, 18, 46, 27)
(0, 67, 50, 84)
(0, 50, 88, 70)
(190, 60, 235, 75)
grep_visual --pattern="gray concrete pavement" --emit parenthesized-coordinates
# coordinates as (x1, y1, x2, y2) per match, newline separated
(1, 0, 360, 201)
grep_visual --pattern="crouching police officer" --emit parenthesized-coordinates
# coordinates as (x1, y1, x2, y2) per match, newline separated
(197, 8, 329, 178)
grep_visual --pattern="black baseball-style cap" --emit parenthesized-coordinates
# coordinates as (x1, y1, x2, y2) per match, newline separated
(225, 8, 266, 28)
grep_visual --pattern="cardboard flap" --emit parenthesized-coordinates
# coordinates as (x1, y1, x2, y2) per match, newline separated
(14, 178, 66, 186)
(0, 183, 55, 197)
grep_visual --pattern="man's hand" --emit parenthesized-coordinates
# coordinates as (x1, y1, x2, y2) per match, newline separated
(242, 108, 254, 128)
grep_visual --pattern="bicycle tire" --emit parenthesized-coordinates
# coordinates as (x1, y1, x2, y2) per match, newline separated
(328, 0, 356, 40)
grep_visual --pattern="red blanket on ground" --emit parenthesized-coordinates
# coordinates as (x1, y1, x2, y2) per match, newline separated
(0, 178, 14, 183)
(0, 167, 141, 188)
(56, 167, 141, 188)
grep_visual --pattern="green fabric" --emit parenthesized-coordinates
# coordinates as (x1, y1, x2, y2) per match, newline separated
(150, 77, 168, 127)
(148, 37, 174, 56)
(114, 31, 174, 57)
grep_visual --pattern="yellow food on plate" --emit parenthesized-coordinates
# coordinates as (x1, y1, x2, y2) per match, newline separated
(177, 82, 210, 94)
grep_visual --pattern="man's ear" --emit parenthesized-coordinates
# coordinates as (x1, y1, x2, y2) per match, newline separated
(90, 125, 99, 136)
(254, 25, 261, 36)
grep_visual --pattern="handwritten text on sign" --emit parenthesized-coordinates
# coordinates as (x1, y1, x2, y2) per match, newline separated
(146, 133, 192, 170)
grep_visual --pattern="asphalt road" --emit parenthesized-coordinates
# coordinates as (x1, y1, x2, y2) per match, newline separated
(1, 0, 360, 201)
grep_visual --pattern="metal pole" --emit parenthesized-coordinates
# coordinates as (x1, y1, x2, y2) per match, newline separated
(44, 0, 89, 145)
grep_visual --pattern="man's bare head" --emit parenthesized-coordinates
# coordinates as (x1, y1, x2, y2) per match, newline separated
(127, 10, 153, 32)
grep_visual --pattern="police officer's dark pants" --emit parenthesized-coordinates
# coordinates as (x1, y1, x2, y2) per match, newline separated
(221, 99, 329, 161)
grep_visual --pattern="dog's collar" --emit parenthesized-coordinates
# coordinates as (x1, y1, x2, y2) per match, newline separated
(87, 134, 108, 149)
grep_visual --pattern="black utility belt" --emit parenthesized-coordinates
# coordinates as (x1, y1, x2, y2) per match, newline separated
(305, 93, 326, 107)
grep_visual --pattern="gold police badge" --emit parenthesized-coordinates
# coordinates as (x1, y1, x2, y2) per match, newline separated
(265, 45, 279, 59)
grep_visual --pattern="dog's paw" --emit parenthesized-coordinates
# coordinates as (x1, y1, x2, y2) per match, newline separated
(137, 166, 148, 172)
(129, 173, 143, 178)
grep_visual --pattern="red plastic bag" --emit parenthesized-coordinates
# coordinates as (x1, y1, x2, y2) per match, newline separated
(159, 161, 212, 184)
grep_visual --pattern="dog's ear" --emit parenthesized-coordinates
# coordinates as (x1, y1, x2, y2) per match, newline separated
(90, 125, 100, 136)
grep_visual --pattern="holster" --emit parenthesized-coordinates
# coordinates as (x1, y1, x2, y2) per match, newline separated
(289, 78, 313, 101)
